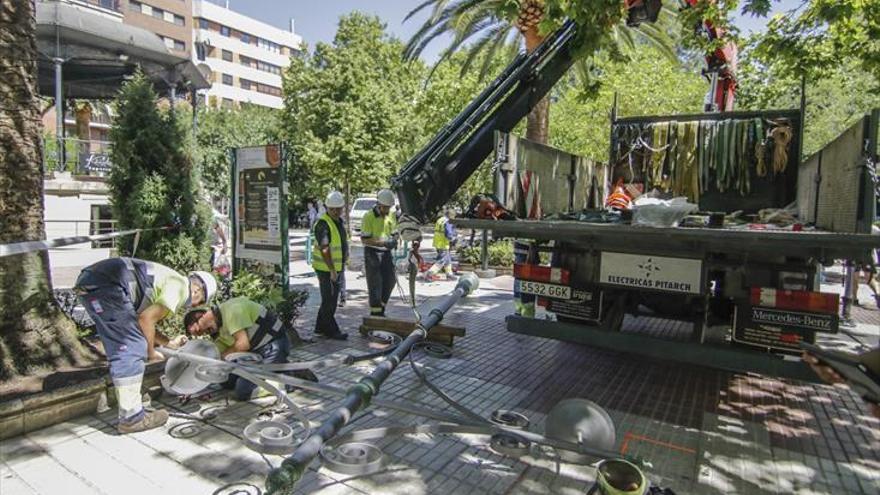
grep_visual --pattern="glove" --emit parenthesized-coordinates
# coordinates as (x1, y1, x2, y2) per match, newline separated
(384, 237, 398, 250)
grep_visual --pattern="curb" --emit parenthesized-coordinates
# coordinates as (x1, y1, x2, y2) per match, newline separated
(0, 363, 165, 441)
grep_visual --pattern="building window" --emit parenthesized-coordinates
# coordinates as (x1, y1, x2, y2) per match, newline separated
(222, 98, 235, 109)
(222, 74, 233, 85)
(174, 14, 185, 26)
(195, 43, 206, 61)
(152, 7, 163, 19)
(128, 0, 141, 12)
(199, 18, 208, 29)
(240, 79, 252, 90)
(174, 40, 185, 52)
(222, 50, 233, 62)
(241, 33, 250, 44)
(98, 0, 117, 10)
(220, 25, 230, 37)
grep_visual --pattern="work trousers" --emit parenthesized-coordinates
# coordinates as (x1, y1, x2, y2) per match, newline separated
(364, 247, 395, 316)
(315, 269, 342, 336)
(429, 249, 453, 275)
(224, 333, 290, 401)
(76, 263, 147, 423)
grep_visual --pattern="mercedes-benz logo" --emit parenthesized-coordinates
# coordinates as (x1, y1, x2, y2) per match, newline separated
(638, 258, 660, 278)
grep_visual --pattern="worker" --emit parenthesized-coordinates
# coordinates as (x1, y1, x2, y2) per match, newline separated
(311, 190, 349, 339)
(74, 258, 216, 433)
(183, 298, 316, 400)
(427, 207, 458, 281)
(361, 188, 399, 317)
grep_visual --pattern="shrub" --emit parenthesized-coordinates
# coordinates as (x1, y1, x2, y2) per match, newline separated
(228, 272, 309, 328)
(458, 240, 515, 267)
(109, 71, 210, 272)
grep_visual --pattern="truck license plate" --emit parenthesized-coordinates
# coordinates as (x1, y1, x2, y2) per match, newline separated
(516, 280, 571, 299)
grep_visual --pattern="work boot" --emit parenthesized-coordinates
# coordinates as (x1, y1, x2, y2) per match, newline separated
(117, 409, 169, 434)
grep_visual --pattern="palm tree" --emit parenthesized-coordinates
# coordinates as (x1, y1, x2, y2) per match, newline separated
(405, 0, 678, 144)
(0, 1, 90, 380)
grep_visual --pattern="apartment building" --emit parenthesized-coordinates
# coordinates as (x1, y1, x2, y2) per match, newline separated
(75, 0, 193, 56)
(192, 0, 302, 109)
(123, 0, 193, 56)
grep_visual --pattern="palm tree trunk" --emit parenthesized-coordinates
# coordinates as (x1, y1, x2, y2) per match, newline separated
(0, 1, 90, 381)
(523, 27, 549, 144)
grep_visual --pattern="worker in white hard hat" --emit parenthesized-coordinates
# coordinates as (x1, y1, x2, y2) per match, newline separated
(311, 191, 349, 339)
(361, 188, 398, 317)
(74, 258, 216, 433)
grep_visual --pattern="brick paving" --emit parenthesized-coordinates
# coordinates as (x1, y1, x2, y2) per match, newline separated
(2, 259, 879, 494)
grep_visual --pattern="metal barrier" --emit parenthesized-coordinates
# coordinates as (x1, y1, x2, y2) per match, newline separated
(44, 219, 119, 248)
(0, 226, 167, 258)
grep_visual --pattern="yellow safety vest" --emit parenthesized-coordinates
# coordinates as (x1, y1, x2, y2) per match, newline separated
(311, 213, 343, 271)
(433, 217, 449, 250)
(361, 208, 397, 249)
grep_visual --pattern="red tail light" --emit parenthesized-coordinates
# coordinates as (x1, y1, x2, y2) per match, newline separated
(750, 287, 838, 314)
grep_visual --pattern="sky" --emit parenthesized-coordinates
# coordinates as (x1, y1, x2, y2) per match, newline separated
(219, 0, 804, 62)
(218, 0, 449, 61)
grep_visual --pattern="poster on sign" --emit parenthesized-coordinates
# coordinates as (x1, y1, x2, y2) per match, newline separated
(231, 144, 289, 293)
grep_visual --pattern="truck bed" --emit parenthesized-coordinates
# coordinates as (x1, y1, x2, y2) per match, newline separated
(454, 218, 880, 262)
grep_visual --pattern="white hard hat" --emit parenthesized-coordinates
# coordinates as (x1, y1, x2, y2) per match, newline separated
(325, 191, 345, 208)
(189, 271, 218, 304)
(377, 189, 395, 207)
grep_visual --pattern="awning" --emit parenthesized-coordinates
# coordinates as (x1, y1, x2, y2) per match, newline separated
(36, 1, 210, 99)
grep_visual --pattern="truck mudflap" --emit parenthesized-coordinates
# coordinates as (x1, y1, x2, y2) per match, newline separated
(732, 288, 840, 355)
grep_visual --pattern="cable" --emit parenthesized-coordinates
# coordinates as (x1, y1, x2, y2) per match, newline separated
(407, 344, 491, 425)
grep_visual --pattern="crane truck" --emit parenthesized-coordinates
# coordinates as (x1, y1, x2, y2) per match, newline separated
(391, 5, 880, 381)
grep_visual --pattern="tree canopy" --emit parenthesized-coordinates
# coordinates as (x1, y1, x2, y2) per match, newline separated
(196, 105, 282, 198)
(281, 13, 425, 206)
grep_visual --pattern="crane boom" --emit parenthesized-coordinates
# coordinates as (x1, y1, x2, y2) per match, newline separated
(392, 20, 578, 224)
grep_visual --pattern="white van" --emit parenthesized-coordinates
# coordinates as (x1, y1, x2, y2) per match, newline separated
(349, 196, 377, 233)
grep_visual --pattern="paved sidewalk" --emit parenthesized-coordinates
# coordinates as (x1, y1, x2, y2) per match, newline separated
(6, 257, 879, 494)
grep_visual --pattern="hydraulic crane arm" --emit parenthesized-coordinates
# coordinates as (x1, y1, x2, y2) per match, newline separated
(391, 20, 578, 225)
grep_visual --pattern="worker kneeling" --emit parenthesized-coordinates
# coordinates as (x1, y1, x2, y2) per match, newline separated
(184, 297, 316, 401)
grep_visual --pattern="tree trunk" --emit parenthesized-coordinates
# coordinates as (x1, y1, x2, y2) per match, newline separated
(523, 26, 549, 144)
(0, 1, 91, 381)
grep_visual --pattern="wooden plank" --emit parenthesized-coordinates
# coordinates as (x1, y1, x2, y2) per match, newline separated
(361, 317, 465, 336)
(359, 317, 466, 346)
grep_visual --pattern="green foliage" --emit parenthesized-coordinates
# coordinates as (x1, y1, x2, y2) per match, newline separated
(227, 272, 309, 327)
(281, 13, 426, 205)
(196, 105, 282, 198)
(405, 0, 678, 100)
(459, 240, 515, 267)
(753, 0, 880, 92)
(109, 71, 210, 272)
(550, 47, 707, 159)
(738, 43, 880, 157)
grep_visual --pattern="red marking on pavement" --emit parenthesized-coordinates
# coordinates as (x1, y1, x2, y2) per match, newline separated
(619, 431, 697, 456)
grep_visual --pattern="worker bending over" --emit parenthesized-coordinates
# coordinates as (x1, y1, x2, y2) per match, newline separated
(75, 258, 216, 433)
(312, 191, 349, 339)
(184, 297, 316, 401)
(361, 189, 399, 317)
(427, 207, 458, 281)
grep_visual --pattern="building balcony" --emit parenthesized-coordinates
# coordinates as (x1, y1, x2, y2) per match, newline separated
(43, 137, 114, 178)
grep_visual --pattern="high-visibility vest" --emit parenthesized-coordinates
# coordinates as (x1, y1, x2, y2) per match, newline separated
(361, 208, 397, 251)
(311, 213, 343, 271)
(433, 216, 449, 250)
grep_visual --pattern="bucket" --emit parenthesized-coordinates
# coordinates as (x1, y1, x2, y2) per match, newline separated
(593, 459, 648, 495)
